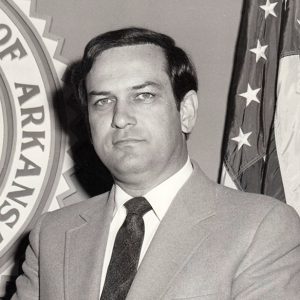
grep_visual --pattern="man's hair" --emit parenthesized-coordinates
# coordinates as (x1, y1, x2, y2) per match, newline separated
(72, 27, 198, 111)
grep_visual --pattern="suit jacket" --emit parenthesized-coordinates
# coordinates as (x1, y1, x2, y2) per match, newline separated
(13, 162, 300, 300)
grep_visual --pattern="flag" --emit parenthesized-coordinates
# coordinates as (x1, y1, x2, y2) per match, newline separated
(220, 0, 300, 212)
(275, 0, 300, 211)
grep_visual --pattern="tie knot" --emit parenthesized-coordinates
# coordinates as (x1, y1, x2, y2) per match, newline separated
(124, 197, 152, 217)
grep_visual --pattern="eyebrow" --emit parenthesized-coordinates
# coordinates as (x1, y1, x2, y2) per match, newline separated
(88, 81, 163, 97)
(88, 90, 111, 97)
(131, 81, 163, 90)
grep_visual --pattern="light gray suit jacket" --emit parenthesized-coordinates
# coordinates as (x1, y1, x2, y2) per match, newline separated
(13, 162, 300, 299)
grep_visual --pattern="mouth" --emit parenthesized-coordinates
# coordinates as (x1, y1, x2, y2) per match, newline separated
(113, 138, 144, 147)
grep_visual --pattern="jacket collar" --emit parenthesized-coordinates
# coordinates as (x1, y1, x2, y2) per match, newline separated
(127, 161, 217, 299)
(64, 188, 115, 300)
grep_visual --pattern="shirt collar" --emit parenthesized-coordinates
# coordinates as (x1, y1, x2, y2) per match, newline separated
(114, 157, 193, 220)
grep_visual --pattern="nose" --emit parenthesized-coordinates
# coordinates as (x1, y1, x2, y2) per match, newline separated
(111, 101, 136, 129)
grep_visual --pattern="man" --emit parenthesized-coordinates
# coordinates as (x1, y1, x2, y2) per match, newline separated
(13, 27, 300, 300)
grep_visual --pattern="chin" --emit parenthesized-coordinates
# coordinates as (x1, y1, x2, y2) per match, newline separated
(111, 160, 147, 178)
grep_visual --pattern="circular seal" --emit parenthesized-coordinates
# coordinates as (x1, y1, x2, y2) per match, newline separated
(0, 0, 66, 271)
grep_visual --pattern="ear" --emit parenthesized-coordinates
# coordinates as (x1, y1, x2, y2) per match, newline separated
(180, 90, 198, 134)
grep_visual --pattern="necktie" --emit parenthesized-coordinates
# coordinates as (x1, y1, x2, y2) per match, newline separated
(100, 197, 152, 300)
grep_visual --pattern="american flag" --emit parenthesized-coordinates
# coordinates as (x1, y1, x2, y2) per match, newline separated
(221, 0, 300, 208)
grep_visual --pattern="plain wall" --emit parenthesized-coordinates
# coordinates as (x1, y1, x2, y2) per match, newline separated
(36, 0, 243, 181)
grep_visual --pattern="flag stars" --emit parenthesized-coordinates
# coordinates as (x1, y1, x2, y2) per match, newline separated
(239, 84, 261, 106)
(250, 40, 268, 62)
(231, 128, 252, 150)
(260, 0, 278, 18)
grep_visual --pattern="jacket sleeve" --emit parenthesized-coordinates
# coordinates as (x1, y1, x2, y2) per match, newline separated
(12, 214, 46, 300)
(232, 202, 300, 299)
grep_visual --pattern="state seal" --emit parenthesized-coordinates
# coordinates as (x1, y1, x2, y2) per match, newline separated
(0, 0, 67, 280)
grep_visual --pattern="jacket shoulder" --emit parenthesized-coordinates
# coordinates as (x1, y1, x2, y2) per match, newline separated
(213, 182, 300, 230)
(38, 192, 110, 230)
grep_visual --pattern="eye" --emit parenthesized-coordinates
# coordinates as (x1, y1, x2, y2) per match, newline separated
(94, 97, 115, 107)
(135, 92, 155, 103)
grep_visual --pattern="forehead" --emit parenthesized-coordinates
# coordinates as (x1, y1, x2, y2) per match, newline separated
(86, 44, 169, 88)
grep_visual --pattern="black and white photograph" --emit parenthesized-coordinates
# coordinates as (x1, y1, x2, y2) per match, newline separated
(0, 0, 300, 299)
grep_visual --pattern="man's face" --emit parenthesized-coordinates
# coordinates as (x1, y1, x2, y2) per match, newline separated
(86, 44, 190, 193)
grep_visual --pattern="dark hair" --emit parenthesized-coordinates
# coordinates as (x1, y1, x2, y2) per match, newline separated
(72, 27, 198, 112)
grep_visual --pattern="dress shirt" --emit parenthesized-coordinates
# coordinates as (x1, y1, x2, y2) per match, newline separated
(99, 158, 193, 296)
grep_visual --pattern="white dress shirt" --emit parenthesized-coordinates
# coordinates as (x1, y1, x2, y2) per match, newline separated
(99, 158, 193, 295)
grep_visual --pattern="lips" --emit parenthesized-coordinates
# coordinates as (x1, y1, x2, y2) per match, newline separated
(113, 138, 144, 146)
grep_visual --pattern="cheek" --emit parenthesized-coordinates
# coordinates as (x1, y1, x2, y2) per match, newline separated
(90, 127, 111, 161)
(157, 108, 182, 135)
(89, 118, 112, 151)
(89, 112, 108, 135)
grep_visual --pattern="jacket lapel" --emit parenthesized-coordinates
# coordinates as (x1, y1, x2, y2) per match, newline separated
(127, 162, 217, 300)
(64, 188, 115, 300)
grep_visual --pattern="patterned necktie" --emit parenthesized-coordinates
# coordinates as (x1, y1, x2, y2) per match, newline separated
(100, 197, 152, 300)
